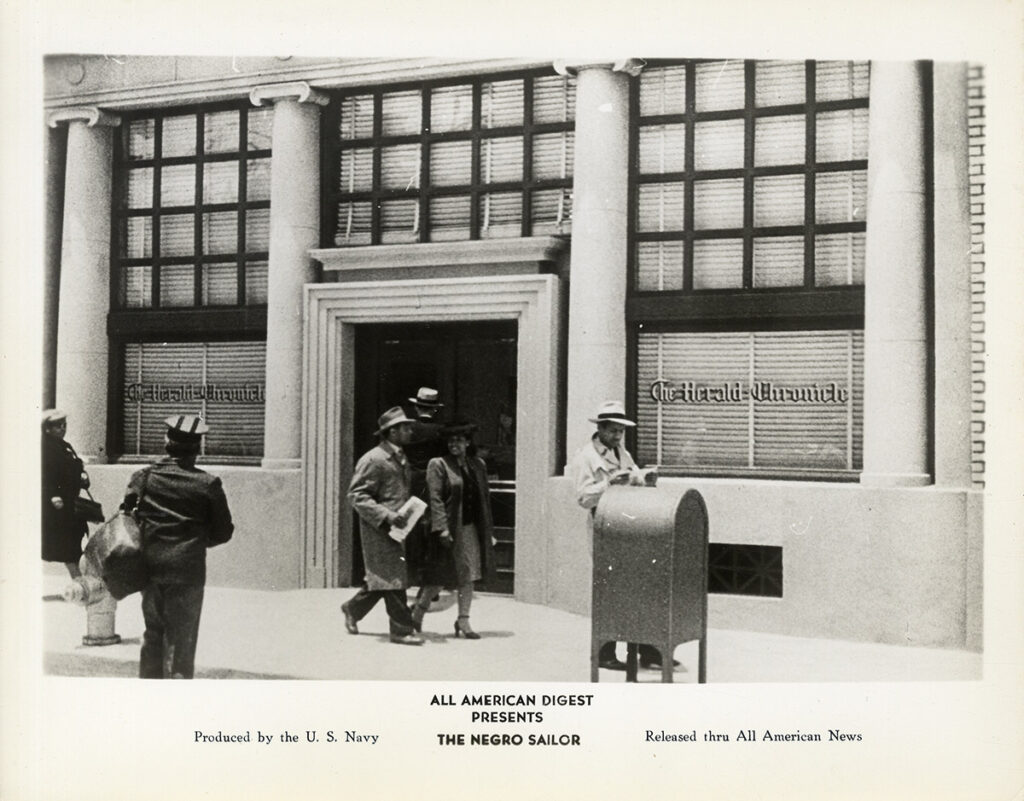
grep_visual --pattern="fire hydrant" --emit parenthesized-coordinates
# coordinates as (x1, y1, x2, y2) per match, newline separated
(64, 554, 121, 646)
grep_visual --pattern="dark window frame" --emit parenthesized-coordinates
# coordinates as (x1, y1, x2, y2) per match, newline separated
(110, 99, 272, 315)
(627, 59, 870, 481)
(627, 59, 869, 318)
(322, 67, 576, 247)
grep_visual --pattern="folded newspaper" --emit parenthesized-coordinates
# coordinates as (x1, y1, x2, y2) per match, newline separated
(388, 496, 427, 543)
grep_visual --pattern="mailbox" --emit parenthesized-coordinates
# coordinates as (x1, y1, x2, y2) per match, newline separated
(591, 486, 708, 683)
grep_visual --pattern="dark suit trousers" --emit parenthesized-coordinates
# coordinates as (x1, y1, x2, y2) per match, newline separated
(140, 583, 205, 678)
(346, 585, 416, 635)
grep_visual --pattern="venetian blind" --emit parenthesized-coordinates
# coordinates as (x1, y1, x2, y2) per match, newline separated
(635, 330, 863, 472)
(635, 60, 869, 292)
(336, 72, 576, 245)
(122, 341, 266, 458)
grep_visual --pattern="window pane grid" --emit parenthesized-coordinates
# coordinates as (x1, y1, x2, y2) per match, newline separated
(633, 59, 868, 294)
(631, 59, 867, 479)
(329, 69, 575, 246)
(114, 102, 270, 309)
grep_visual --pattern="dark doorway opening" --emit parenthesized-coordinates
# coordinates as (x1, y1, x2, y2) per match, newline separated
(353, 321, 517, 594)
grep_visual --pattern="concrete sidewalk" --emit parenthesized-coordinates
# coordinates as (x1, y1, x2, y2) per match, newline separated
(42, 570, 982, 683)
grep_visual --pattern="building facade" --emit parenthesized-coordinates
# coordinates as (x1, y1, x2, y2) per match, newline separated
(43, 56, 983, 651)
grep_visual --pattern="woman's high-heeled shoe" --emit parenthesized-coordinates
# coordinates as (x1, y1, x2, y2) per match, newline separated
(454, 617, 480, 639)
(411, 604, 426, 633)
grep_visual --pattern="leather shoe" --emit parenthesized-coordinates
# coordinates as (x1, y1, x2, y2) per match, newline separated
(598, 657, 628, 671)
(390, 632, 424, 646)
(340, 602, 358, 635)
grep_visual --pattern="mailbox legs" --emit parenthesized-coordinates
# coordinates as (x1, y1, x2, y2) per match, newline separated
(698, 637, 707, 683)
(625, 643, 639, 682)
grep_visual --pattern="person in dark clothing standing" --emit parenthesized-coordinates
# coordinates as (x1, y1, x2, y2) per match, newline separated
(402, 387, 446, 626)
(123, 414, 233, 679)
(41, 409, 89, 579)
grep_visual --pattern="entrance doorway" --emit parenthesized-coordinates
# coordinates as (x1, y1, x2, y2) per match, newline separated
(354, 321, 517, 594)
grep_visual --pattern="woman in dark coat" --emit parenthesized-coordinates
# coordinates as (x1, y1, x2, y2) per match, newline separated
(415, 420, 495, 639)
(41, 409, 88, 578)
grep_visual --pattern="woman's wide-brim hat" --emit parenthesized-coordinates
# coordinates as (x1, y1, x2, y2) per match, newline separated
(441, 417, 478, 437)
(588, 400, 636, 427)
(408, 387, 444, 409)
(375, 406, 415, 435)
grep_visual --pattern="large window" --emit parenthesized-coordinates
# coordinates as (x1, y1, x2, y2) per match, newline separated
(629, 60, 869, 478)
(325, 70, 575, 246)
(120, 340, 266, 459)
(114, 103, 272, 308)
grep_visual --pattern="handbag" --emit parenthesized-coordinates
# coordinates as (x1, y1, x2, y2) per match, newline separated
(74, 489, 105, 524)
(83, 469, 149, 600)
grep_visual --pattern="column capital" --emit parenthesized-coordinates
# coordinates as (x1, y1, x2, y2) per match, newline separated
(250, 81, 329, 108)
(553, 59, 644, 78)
(47, 107, 120, 129)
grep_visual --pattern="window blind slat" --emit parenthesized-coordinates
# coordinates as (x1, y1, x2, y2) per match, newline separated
(755, 61, 806, 106)
(754, 114, 805, 167)
(340, 94, 375, 140)
(694, 178, 743, 230)
(637, 241, 684, 291)
(160, 164, 196, 207)
(203, 211, 237, 255)
(203, 161, 239, 204)
(532, 75, 575, 123)
(694, 119, 744, 170)
(816, 61, 870, 101)
(430, 85, 473, 133)
(532, 132, 574, 180)
(753, 236, 804, 287)
(636, 331, 863, 471)
(122, 341, 266, 457)
(815, 171, 867, 224)
(160, 265, 194, 307)
(429, 196, 471, 242)
(202, 262, 237, 305)
(128, 120, 155, 160)
(639, 124, 686, 175)
(429, 141, 472, 187)
(482, 80, 524, 128)
(160, 214, 194, 257)
(693, 240, 743, 288)
(695, 61, 745, 111)
(381, 90, 422, 136)
(753, 175, 804, 226)
(161, 116, 197, 157)
(640, 65, 687, 116)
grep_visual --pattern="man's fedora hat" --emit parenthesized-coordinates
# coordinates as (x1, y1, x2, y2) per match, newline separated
(588, 400, 636, 427)
(375, 406, 415, 435)
(408, 387, 443, 409)
(164, 413, 209, 442)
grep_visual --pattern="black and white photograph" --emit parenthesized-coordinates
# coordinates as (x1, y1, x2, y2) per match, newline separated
(3, 1, 1023, 799)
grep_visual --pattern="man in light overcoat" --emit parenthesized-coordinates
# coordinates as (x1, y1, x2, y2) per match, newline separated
(341, 406, 424, 645)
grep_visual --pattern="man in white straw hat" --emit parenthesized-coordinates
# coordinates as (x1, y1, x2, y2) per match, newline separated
(571, 401, 672, 671)
(342, 406, 424, 645)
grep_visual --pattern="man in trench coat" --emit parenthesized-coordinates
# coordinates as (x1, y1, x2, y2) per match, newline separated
(341, 406, 424, 645)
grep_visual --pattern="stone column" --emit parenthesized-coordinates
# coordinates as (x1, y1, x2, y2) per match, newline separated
(250, 83, 328, 469)
(44, 122, 68, 409)
(860, 62, 931, 487)
(557, 60, 643, 454)
(48, 107, 120, 462)
(932, 62, 973, 488)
